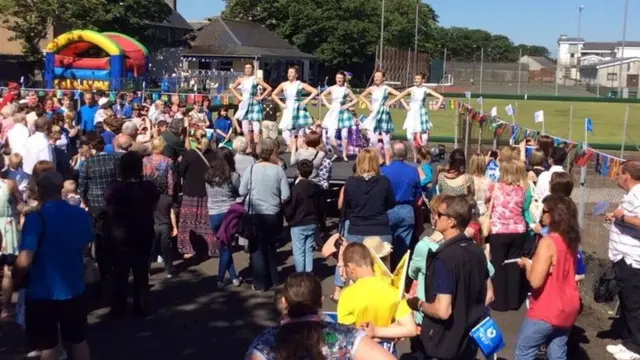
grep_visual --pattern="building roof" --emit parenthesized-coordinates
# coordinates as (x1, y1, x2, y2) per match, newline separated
(529, 56, 556, 68)
(581, 57, 640, 69)
(189, 21, 208, 30)
(558, 36, 584, 43)
(183, 17, 316, 59)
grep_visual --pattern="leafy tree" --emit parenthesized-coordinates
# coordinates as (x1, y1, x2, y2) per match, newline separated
(0, 0, 172, 70)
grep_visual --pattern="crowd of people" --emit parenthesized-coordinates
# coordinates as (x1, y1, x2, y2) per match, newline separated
(0, 65, 638, 360)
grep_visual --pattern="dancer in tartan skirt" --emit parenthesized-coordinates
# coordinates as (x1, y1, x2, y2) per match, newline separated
(389, 72, 444, 162)
(359, 70, 403, 164)
(271, 65, 319, 145)
(320, 71, 358, 162)
(230, 63, 272, 153)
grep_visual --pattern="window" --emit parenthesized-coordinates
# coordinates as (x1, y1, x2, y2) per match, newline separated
(217, 60, 233, 71)
(570, 54, 575, 58)
(607, 73, 618, 81)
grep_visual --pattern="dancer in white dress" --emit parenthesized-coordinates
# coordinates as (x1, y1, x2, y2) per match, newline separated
(230, 63, 272, 153)
(359, 70, 403, 164)
(320, 71, 358, 161)
(389, 72, 443, 162)
(271, 65, 319, 145)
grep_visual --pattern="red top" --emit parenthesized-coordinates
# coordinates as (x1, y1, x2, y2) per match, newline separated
(527, 233, 580, 328)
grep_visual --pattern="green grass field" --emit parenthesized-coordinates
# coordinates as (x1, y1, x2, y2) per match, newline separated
(331, 98, 640, 144)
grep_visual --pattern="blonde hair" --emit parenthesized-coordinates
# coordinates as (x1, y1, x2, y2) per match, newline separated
(355, 147, 380, 176)
(150, 136, 166, 154)
(50, 125, 62, 142)
(511, 145, 522, 162)
(514, 160, 528, 186)
(499, 146, 513, 164)
(64, 110, 76, 125)
(499, 160, 524, 186)
(193, 129, 209, 150)
(529, 149, 545, 167)
(468, 153, 486, 177)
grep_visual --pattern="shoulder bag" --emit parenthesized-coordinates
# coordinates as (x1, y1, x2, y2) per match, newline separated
(237, 165, 259, 240)
(479, 185, 498, 239)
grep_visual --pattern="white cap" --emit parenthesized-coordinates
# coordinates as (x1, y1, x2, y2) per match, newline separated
(98, 97, 109, 106)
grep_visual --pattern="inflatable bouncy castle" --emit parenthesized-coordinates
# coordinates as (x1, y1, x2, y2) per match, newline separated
(44, 30, 148, 91)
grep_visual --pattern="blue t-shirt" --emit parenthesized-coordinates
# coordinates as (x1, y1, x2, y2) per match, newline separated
(433, 258, 454, 295)
(214, 116, 232, 140)
(21, 200, 94, 300)
(78, 104, 98, 131)
(485, 159, 500, 183)
(102, 130, 116, 149)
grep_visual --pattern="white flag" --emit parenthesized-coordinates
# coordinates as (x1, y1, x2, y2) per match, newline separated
(505, 104, 514, 116)
(490, 106, 497, 117)
(476, 96, 484, 105)
(534, 110, 545, 123)
(464, 91, 471, 99)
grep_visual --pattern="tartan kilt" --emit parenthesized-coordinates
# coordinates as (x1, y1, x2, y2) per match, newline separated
(373, 106, 394, 133)
(244, 100, 263, 122)
(337, 109, 354, 129)
(419, 107, 431, 132)
(291, 104, 313, 129)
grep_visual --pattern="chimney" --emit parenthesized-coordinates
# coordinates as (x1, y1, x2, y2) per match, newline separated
(165, 0, 176, 10)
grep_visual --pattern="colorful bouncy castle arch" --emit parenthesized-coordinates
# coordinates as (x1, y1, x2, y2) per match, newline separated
(44, 30, 149, 91)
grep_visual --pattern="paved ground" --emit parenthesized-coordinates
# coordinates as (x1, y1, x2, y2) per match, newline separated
(0, 232, 624, 359)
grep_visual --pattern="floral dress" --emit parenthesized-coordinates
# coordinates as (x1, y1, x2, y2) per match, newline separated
(0, 180, 19, 257)
(247, 320, 365, 359)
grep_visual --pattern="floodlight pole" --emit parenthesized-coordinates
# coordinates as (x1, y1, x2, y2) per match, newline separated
(617, 0, 628, 97)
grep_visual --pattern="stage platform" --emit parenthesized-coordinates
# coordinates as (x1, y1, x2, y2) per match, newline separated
(282, 152, 445, 184)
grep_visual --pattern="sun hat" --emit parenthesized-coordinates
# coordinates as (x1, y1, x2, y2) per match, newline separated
(363, 236, 393, 258)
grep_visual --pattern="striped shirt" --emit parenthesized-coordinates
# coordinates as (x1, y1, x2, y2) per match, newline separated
(609, 184, 640, 268)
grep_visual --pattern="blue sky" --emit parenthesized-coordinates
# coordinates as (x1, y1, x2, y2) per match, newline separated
(178, 0, 637, 56)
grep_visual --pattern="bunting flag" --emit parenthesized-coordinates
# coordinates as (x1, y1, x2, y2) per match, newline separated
(586, 117, 594, 133)
(505, 104, 514, 116)
(573, 144, 593, 167)
(608, 159, 621, 180)
(595, 154, 601, 174)
(600, 156, 610, 177)
(510, 125, 519, 142)
(496, 123, 506, 137)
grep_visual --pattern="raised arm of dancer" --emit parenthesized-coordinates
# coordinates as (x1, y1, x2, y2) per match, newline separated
(320, 87, 332, 108)
(300, 82, 319, 105)
(342, 89, 359, 110)
(426, 87, 444, 108)
(230, 78, 244, 102)
(385, 87, 403, 107)
(388, 87, 412, 110)
(358, 87, 374, 111)
(271, 83, 286, 109)
(256, 79, 273, 100)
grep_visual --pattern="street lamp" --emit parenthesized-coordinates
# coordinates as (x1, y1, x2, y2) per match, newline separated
(578, 5, 585, 38)
(617, 0, 629, 97)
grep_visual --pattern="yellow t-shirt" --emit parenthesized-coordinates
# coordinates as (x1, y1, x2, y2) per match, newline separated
(337, 276, 412, 327)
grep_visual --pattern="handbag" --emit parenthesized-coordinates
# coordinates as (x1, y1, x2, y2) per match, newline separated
(479, 186, 497, 238)
(237, 165, 259, 240)
(12, 211, 46, 290)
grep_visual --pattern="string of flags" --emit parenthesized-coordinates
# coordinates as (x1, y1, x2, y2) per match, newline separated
(458, 100, 622, 177)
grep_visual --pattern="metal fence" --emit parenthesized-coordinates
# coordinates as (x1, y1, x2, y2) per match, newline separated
(432, 49, 640, 98)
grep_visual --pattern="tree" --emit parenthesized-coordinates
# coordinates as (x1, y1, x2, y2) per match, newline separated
(0, 0, 172, 69)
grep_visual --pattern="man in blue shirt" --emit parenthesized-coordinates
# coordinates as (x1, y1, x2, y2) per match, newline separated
(78, 92, 98, 133)
(381, 141, 421, 267)
(15, 171, 93, 360)
(112, 93, 133, 119)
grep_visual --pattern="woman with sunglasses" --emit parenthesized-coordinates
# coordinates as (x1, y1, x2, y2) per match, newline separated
(514, 195, 581, 359)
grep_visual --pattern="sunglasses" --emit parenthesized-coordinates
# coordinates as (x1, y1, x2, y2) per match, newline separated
(437, 211, 451, 219)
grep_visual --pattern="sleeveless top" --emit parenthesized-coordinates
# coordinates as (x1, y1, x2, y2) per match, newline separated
(247, 320, 364, 359)
(527, 232, 580, 328)
(240, 76, 258, 99)
(408, 86, 428, 109)
(437, 172, 473, 196)
(284, 81, 301, 106)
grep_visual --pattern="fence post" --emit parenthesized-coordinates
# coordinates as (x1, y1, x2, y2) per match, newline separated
(567, 105, 573, 171)
(464, 113, 470, 159)
(621, 104, 629, 158)
(453, 104, 459, 148)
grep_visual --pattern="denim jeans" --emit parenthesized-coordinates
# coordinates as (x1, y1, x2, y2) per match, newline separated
(387, 204, 415, 267)
(209, 213, 237, 282)
(514, 317, 570, 360)
(290, 224, 317, 272)
(334, 220, 392, 287)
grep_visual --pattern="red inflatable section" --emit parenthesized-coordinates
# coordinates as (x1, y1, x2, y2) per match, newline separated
(54, 34, 146, 76)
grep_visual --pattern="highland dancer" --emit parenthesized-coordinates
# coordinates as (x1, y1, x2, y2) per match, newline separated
(320, 71, 358, 161)
(271, 65, 319, 145)
(359, 70, 403, 164)
(231, 63, 272, 153)
(389, 72, 443, 162)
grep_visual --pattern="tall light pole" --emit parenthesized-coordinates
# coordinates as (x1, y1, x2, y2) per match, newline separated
(578, 5, 585, 38)
(414, 1, 419, 75)
(617, 0, 629, 97)
(379, 0, 385, 68)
